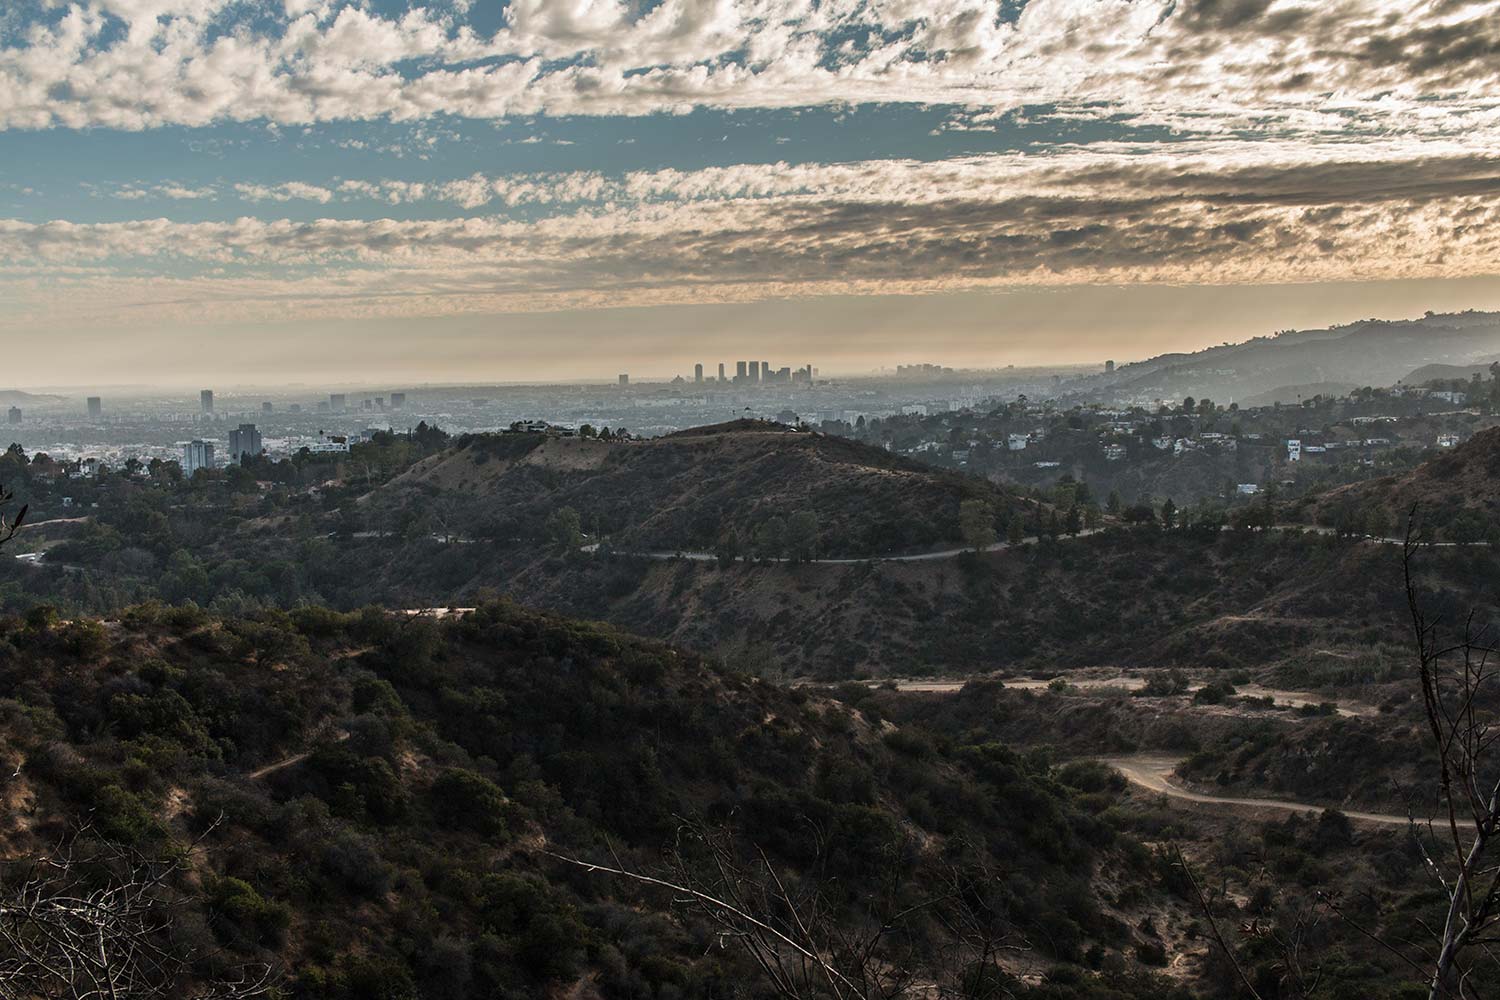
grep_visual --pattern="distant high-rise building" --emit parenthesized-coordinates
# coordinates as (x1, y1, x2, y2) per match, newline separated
(718, 363, 726, 383)
(329, 393, 346, 412)
(6, 406, 20, 425)
(86, 396, 102, 419)
(183, 439, 215, 476)
(200, 389, 214, 414)
(761, 362, 771, 382)
(289, 403, 303, 414)
(227, 423, 263, 463)
(261, 401, 273, 414)
(1105, 360, 1115, 373)
(694, 364, 703, 383)
(736, 361, 748, 383)
(390, 392, 406, 409)
(618, 374, 630, 386)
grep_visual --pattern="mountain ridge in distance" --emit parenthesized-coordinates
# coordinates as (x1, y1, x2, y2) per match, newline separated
(1075, 309, 1500, 404)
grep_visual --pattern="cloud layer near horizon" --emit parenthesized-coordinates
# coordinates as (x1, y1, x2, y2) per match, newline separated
(7, 145, 1500, 327)
(4, 0, 1500, 362)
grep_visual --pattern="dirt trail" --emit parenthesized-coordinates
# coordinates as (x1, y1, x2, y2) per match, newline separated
(880, 675, 1375, 718)
(247, 751, 314, 781)
(1101, 753, 1409, 827)
(248, 732, 349, 780)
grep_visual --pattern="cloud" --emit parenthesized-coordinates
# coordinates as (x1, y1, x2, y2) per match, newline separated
(7, 146, 1500, 329)
(1, 1, 1499, 138)
(125, 141, 1500, 210)
(235, 181, 335, 203)
(104, 182, 218, 200)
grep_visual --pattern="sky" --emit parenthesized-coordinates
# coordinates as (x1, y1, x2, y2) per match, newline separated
(3, 0, 1500, 385)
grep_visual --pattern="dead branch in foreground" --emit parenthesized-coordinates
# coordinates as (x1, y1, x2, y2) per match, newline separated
(0, 821, 275, 1000)
(1403, 509, 1500, 1000)
(549, 818, 1025, 1000)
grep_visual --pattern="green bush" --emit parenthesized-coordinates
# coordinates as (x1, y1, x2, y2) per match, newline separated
(207, 876, 291, 947)
(429, 768, 511, 839)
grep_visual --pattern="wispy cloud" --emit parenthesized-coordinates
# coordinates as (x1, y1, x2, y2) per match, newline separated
(7, 147, 1500, 328)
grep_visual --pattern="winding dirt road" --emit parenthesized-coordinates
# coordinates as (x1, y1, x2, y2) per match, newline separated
(879, 675, 1375, 718)
(1101, 753, 1409, 827)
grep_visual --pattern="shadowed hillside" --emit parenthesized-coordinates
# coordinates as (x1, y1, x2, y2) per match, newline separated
(0, 600, 1199, 1000)
(375, 420, 1040, 557)
(1292, 426, 1500, 540)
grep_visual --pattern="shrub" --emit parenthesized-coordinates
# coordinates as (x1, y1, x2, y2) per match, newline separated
(429, 768, 510, 839)
(207, 876, 290, 947)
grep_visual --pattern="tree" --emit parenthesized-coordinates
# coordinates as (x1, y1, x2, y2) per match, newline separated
(753, 516, 786, 560)
(0, 479, 26, 548)
(1063, 505, 1082, 536)
(785, 511, 820, 562)
(958, 499, 996, 551)
(544, 506, 583, 551)
(1400, 519, 1500, 999)
(716, 529, 742, 567)
(1106, 491, 1122, 515)
(1446, 510, 1486, 546)
(1006, 513, 1026, 546)
(1363, 504, 1393, 540)
(1161, 497, 1178, 529)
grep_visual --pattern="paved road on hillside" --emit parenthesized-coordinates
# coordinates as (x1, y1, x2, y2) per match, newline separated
(1101, 753, 1409, 827)
(582, 528, 1106, 563)
(580, 521, 1488, 565)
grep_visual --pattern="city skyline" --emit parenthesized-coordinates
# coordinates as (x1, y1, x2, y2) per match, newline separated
(3, 2, 1500, 383)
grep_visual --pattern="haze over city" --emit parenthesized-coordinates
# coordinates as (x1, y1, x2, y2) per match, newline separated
(5, 1, 1500, 383)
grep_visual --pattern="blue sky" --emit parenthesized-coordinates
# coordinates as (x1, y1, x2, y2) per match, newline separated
(3, 0, 1500, 384)
(1, 104, 1169, 224)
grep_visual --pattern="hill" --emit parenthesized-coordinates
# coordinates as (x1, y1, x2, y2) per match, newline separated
(375, 420, 1040, 557)
(0, 389, 62, 406)
(1403, 358, 1500, 385)
(1072, 311, 1500, 405)
(1291, 426, 1500, 539)
(0, 600, 1189, 1000)
(1238, 381, 1358, 407)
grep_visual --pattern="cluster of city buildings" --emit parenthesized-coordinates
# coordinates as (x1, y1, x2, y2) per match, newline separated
(617, 361, 819, 388)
